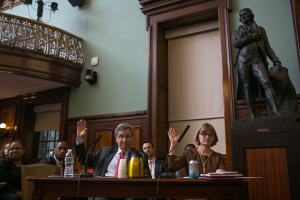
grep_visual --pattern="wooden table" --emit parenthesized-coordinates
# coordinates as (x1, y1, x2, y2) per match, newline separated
(27, 176, 249, 200)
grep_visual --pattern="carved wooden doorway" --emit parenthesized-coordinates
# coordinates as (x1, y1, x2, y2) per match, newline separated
(139, 0, 234, 169)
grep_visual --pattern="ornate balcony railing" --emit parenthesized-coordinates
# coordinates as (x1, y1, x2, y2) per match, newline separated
(0, 12, 85, 67)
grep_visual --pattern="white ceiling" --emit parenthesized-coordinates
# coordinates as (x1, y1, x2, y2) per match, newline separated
(0, 73, 66, 100)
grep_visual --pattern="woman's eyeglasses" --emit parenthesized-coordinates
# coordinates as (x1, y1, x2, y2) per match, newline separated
(200, 133, 215, 138)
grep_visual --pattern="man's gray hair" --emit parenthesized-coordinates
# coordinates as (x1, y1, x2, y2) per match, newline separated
(114, 123, 134, 136)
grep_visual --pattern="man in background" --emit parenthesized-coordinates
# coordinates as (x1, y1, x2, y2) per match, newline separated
(40, 141, 68, 175)
(142, 140, 167, 178)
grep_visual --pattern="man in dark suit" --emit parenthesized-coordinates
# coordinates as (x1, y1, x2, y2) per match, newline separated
(40, 141, 68, 175)
(232, 8, 282, 118)
(142, 140, 167, 178)
(74, 119, 150, 178)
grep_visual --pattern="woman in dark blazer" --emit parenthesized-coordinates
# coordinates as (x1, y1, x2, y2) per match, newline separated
(0, 140, 31, 200)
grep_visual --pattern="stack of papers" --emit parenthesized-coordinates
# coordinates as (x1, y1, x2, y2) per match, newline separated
(200, 171, 243, 177)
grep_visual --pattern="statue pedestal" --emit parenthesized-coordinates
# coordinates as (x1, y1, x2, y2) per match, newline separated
(231, 116, 300, 200)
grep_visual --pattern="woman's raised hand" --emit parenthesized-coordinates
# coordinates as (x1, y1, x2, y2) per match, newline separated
(168, 128, 179, 144)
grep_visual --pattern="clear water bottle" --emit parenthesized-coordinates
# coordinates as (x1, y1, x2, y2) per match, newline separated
(64, 149, 74, 177)
(189, 160, 199, 178)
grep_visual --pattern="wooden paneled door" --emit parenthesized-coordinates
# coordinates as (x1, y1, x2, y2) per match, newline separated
(246, 147, 290, 200)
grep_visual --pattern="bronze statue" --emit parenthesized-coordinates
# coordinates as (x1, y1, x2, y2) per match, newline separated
(232, 8, 282, 118)
(269, 64, 299, 118)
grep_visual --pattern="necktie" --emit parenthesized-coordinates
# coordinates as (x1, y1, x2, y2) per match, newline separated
(148, 160, 152, 172)
(114, 151, 124, 177)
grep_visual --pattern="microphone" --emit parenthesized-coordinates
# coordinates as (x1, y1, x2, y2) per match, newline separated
(160, 125, 190, 178)
(177, 125, 190, 144)
(80, 134, 102, 177)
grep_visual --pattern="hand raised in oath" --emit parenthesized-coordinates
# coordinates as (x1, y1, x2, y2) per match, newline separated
(77, 119, 87, 142)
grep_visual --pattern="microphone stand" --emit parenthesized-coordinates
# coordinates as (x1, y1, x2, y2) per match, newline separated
(80, 135, 102, 177)
(160, 125, 190, 178)
(159, 145, 178, 178)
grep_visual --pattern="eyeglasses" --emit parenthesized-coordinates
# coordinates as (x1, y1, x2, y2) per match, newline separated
(200, 133, 215, 138)
(117, 135, 132, 140)
(9, 147, 23, 151)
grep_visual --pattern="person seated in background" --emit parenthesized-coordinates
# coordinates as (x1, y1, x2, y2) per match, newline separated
(184, 143, 195, 151)
(40, 141, 68, 175)
(0, 140, 31, 200)
(142, 140, 167, 178)
(168, 123, 226, 176)
(176, 143, 196, 177)
(0, 142, 11, 159)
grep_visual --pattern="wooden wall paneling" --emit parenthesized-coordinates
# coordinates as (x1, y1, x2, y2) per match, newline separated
(246, 148, 290, 200)
(0, 105, 16, 129)
(0, 97, 21, 140)
(95, 129, 114, 150)
(0, 105, 17, 138)
(132, 127, 141, 150)
(140, 0, 233, 170)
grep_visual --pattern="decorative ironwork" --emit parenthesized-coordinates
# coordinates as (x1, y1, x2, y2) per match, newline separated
(0, 0, 23, 12)
(0, 13, 85, 66)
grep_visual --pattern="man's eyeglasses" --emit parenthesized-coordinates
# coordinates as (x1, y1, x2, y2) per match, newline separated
(200, 133, 215, 138)
(117, 135, 132, 140)
(9, 147, 23, 151)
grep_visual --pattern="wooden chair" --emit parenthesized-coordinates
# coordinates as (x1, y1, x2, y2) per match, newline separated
(21, 163, 61, 200)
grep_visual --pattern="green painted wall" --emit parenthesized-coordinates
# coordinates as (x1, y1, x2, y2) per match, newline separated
(5, 0, 299, 118)
(229, 0, 300, 94)
(5, 0, 148, 118)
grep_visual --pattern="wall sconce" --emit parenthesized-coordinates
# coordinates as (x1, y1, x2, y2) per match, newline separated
(85, 69, 97, 85)
(0, 123, 7, 137)
(0, 123, 6, 129)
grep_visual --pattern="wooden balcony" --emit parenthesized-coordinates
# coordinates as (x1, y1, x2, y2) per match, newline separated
(0, 13, 85, 87)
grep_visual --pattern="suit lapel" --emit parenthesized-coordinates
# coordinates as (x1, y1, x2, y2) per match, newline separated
(50, 156, 57, 165)
(105, 147, 118, 165)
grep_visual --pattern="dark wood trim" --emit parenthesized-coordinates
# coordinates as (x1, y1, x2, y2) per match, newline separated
(290, 0, 300, 70)
(140, 0, 234, 170)
(0, 48, 82, 87)
(67, 110, 148, 122)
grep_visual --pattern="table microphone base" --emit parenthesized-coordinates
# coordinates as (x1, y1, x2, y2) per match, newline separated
(159, 172, 177, 178)
(80, 171, 94, 178)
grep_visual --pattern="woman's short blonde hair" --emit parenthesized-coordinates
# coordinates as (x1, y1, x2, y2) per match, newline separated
(195, 123, 218, 147)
